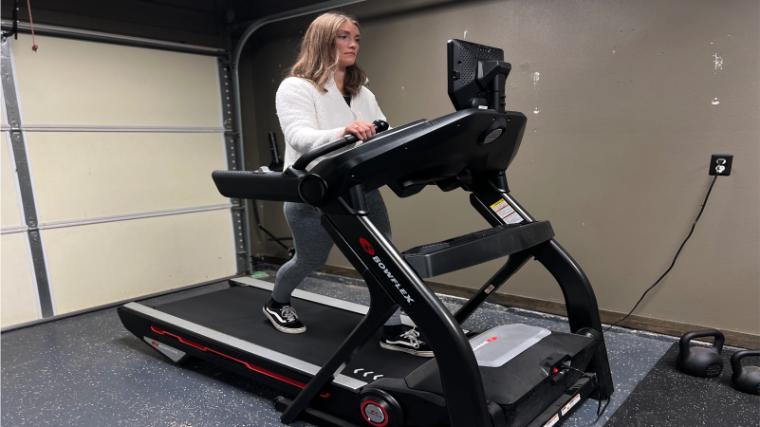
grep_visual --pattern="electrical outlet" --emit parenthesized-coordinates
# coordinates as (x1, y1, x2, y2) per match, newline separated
(709, 154, 733, 176)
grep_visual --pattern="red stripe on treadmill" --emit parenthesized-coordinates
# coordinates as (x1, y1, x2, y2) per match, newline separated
(150, 325, 331, 399)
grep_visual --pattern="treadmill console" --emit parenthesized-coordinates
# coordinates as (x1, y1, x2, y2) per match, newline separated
(303, 108, 526, 203)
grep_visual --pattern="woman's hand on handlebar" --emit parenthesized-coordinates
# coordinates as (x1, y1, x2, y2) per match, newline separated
(343, 120, 376, 141)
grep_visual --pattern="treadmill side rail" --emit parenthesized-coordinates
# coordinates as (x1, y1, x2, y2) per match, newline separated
(118, 302, 366, 391)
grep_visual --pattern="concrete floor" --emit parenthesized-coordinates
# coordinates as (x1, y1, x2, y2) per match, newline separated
(1, 269, 677, 427)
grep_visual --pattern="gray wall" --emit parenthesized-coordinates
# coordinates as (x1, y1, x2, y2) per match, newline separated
(243, 0, 759, 337)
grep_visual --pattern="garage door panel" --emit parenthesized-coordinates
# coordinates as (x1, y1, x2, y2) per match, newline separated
(26, 132, 228, 223)
(1, 233, 40, 327)
(44, 209, 236, 315)
(12, 34, 222, 128)
(3, 32, 238, 328)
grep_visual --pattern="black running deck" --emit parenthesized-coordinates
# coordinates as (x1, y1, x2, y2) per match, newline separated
(152, 281, 427, 384)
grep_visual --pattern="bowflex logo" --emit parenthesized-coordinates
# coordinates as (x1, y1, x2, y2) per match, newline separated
(359, 237, 375, 256)
(358, 237, 414, 305)
(371, 256, 414, 304)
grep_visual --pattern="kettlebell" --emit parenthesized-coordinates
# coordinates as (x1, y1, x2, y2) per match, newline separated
(677, 329, 724, 377)
(731, 350, 760, 395)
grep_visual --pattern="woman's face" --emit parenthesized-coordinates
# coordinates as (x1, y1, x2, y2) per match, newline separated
(335, 21, 360, 69)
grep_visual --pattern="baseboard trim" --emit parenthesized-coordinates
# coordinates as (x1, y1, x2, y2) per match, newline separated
(428, 281, 759, 349)
(254, 258, 759, 349)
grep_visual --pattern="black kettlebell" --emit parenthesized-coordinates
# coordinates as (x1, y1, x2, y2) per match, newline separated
(731, 350, 760, 395)
(677, 329, 724, 377)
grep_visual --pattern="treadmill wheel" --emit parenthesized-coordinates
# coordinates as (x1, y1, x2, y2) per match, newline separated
(359, 388, 403, 427)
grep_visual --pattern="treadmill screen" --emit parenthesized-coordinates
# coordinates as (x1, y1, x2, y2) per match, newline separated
(447, 39, 509, 111)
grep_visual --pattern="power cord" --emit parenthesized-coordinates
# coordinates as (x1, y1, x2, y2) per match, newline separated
(605, 175, 719, 332)
(587, 398, 611, 426)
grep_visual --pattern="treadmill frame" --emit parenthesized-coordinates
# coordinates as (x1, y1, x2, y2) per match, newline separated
(123, 107, 614, 427)
(273, 183, 613, 426)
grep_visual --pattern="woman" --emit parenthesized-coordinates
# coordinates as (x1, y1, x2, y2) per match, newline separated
(263, 12, 432, 357)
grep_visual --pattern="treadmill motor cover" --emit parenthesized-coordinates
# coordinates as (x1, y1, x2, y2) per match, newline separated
(470, 324, 552, 368)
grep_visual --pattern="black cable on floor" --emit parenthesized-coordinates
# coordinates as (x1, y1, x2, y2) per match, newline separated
(585, 398, 611, 426)
(605, 175, 719, 332)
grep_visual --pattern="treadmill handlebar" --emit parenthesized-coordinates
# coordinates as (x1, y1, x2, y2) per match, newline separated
(211, 120, 388, 204)
(213, 109, 526, 206)
(212, 168, 301, 202)
(291, 120, 389, 171)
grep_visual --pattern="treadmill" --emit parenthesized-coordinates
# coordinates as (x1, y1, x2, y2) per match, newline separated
(119, 39, 614, 427)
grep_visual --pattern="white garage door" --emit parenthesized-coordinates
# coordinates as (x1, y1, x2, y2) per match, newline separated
(1, 33, 239, 328)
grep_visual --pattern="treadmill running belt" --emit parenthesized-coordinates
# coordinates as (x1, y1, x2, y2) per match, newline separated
(154, 284, 427, 382)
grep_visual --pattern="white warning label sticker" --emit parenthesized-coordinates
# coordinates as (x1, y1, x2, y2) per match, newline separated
(543, 413, 560, 427)
(489, 199, 524, 224)
(560, 393, 582, 416)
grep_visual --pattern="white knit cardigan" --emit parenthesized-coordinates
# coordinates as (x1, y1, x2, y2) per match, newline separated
(275, 75, 386, 169)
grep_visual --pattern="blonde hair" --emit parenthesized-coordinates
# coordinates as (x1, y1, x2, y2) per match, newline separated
(289, 12, 367, 96)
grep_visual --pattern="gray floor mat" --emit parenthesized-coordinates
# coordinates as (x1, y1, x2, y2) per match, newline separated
(1, 269, 676, 426)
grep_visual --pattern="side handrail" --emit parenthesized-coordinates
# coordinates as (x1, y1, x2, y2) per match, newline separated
(213, 120, 388, 203)
(291, 120, 388, 170)
(211, 169, 301, 202)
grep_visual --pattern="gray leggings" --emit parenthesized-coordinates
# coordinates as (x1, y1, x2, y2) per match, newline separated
(273, 190, 402, 326)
